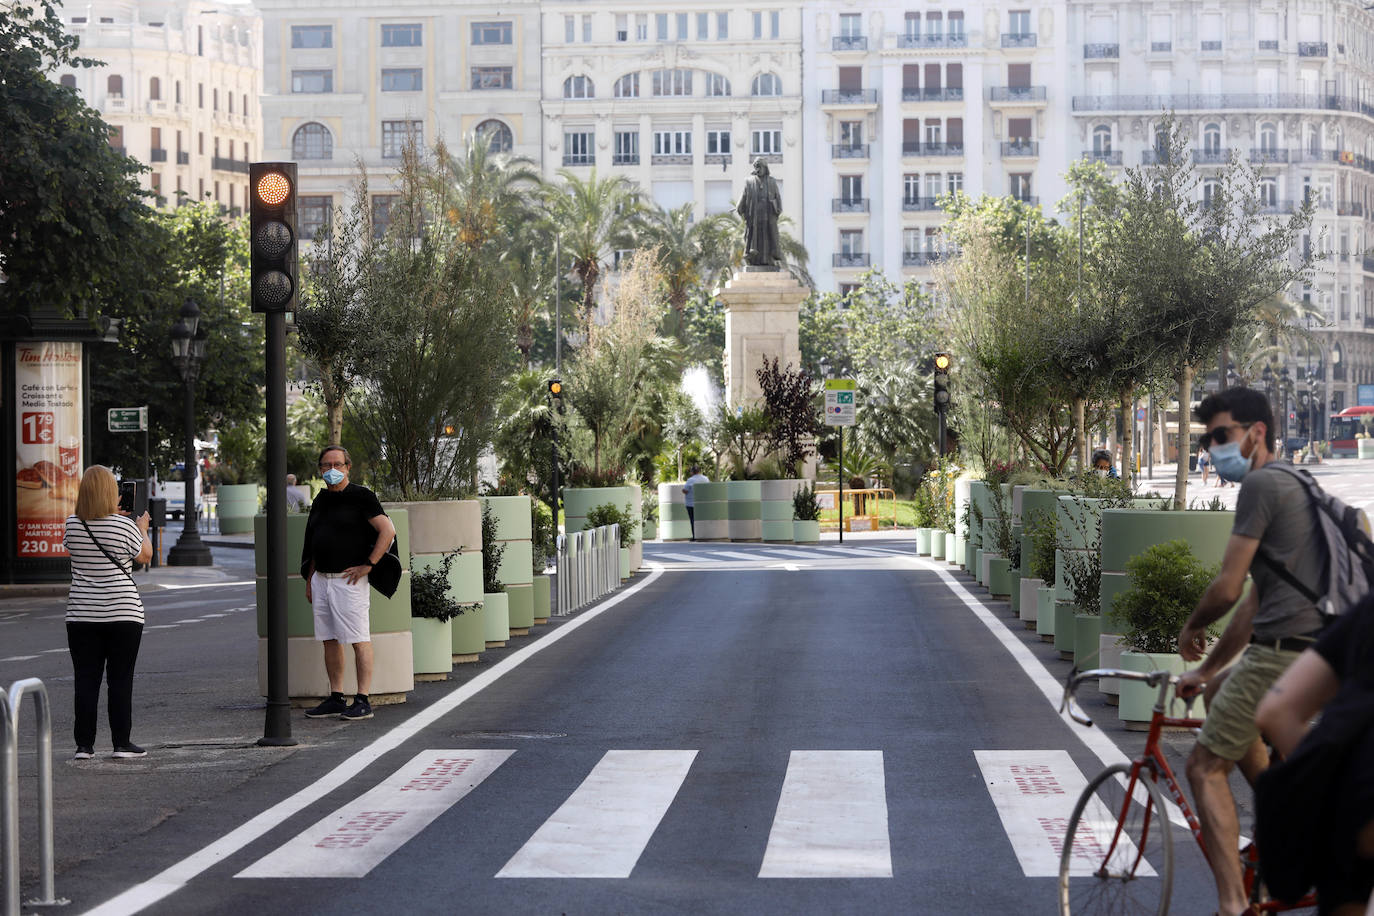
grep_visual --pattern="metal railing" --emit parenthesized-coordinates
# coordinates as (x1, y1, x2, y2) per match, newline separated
(1083, 43, 1119, 58)
(989, 86, 1047, 102)
(897, 34, 967, 49)
(555, 524, 621, 616)
(1001, 33, 1037, 48)
(3, 678, 62, 916)
(901, 88, 964, 102)
(1082, 149, 1122, 164)
(821, 89, 878, 105)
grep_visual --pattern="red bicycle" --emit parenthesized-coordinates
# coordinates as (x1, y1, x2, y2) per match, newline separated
(1057, 667, 1317, 914)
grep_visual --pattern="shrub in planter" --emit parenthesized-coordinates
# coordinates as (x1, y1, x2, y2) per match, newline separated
(412, 551, 477, 623)
(586, 502, 638, 548)
(1114, 539, 1219, 654)
(1025, 508, 1058, 585)
(531, 499, 557, 577)
(481, 503, 506, 595)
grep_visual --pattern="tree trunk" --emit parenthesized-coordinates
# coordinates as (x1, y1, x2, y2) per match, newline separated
(1173, 365, 1194, 509)
(320, 374, 345, 446)
(1072, 396, 1087, 472)
(1118, 391, 1133, 486)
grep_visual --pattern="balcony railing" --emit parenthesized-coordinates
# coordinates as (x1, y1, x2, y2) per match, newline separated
(1249, 148, 1288, 163)
(651, 154, 692, 165)
(832, 198, 870, 213)
(1365, 314, 1374, 327)
(150, 148, 167, 162)
(1258, 40, 1280, 51)
(1072, 92, 1374, 115)
(1200, 40, 1223, 52)
(1001, 33, 1037, 48)
(176, 151, 190, 165)
(903, 142, 964, 157)
(1150, 41, 1172, 52)
(1338, 202, 1365, 217)
(821, 88, 878, 104)
(1082, 149, 1123, 165)
(1012, 195, 1039, 206)
(1259, 200, 1297, 214)
(1365, 255, 1374, 273)
(901, 87, 964, 102)
(1298, 41, 1328, 57)
(1193, 148, 1230, 164)
(612, 153, 639, 165)
(897, 34, 967, 49)
(1083, 43, 1119, 58)
(902, 198, 942, 211)
(990, 86, 1047, 102)
(110, 145, 126, 156)
(832, 144, 870, 159)
(562, 153, 595, 166)
(1002, 141, 1039, 157)
(704, 153, 731, 166)
(832, 36, 868, 51)
(211, 156, 249, 174)
(903, 252, 942, 266)
(833, 252, 870, 268)
(754, 152, 783, 164)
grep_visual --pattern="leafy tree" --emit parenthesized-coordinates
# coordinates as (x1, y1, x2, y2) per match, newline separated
(639, 204, 734, 321)
(711, 405, 771, 476)
(492, 368, 565, 507)
(853, 366, 935, 489)
(756, 357, 821, 474)
(542, 169, 643, 315)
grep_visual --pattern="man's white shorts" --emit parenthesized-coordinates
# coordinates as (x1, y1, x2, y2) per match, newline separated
(311, 573, 371, 644)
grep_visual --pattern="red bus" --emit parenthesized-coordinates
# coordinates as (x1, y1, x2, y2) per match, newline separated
(1327, 405, 1374, 456)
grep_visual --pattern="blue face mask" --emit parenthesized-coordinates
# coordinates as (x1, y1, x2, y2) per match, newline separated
(322, 468, 346, 486)
(1209, 440, 1252, 482)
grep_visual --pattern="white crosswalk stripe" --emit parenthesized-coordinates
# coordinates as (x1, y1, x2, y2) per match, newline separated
(759, 750, 892, 878)
(497, 749, 697, 878)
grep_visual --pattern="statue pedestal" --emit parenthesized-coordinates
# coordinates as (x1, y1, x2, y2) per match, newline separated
(719, 269, 808, 410)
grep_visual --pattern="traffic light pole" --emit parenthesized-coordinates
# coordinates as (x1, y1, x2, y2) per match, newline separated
(937, 407, 947, 458)
(260, 308, 294, 747)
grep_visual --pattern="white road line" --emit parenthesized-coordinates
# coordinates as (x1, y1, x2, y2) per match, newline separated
(705, 550, 772, 561)
(497, 749, 697, 879)
(644, 552, 711, 563)
(758, 750, 892, 879)
(767, 549, 829, 560)
(40, 648, 67, 654)
(1, 656, 39, 663)
(154, 580, 255, 591)
(174, 619, 203, 624)
(197, 614, 228, 619)
(767, 564, 809, 572)
(82, 563, 666, 916)
(237, 750, 513, 879)
(975, 750, 1155, 878)
(144, 625, 179, 630)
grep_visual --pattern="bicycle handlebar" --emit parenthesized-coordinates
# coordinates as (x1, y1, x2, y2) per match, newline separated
(1059, 668, 1197, 728)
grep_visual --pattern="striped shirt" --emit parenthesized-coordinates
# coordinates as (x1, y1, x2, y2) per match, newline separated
(63, 515, 145, 624)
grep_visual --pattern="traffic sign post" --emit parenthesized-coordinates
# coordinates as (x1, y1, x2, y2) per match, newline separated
(107, 407, 150, 499)
(824, 380, 857, 543)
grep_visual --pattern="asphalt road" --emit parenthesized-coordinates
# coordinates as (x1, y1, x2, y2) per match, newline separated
(0, 540, 1233, 916)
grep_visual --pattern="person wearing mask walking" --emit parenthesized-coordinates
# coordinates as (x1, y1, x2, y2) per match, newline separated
(682, 465, 710, 541)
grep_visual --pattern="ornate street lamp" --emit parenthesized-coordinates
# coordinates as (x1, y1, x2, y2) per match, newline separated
(167, 298, 213, 565)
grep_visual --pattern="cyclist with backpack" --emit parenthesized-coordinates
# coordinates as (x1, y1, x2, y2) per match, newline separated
(1173, 387, 1334, 916)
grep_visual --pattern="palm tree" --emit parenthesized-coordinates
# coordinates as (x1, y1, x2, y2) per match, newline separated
(1231, 291, 1325, 381)
(638, 204, 734, 319)
(428, 139, 542, 252)
(542, 169, 643, 315)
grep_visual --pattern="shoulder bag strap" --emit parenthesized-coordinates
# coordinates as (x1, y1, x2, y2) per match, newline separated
(77, 517, 138, 587)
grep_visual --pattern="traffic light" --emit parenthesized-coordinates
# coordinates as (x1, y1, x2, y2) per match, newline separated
(933, 353, 951, 412)
(249, 162, 298, 314)
(547, 378, 563, 399)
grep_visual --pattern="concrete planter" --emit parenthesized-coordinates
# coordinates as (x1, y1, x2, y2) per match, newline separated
(952, 536, 966, 566)
(954, 477, 973, 568)
(448, 552, 485, 661)
(642, 518, 657, 541)
(1008, 571, 1022, 613)
(627, 486, 643, 570)
(726, 479, 763, 542)
(1074, 614, 1102, 670)
(619, 546, 631, 580)
(979, 550, 1001, 588)
(657, 482, 693, 541)
(915, 528, 933, 555)
(988, 557, 1012, 598)
(1019, 577, 1043, 627)
(481, 495, 535, 637)
(931, 530, 947, 560)
(218, 483, 260, 535)
(1119, 651, 1195, 727)
(1036, 586, 1056, 641)
(532, 573, 552, 624)
(1361, 438, 1374, 459)
(1054, 600, 1077, 659)
(691, 482, 730, 541)
(761, 479, 801, 543)
(409, 616, 453, 680)
(388, 498, 484, 667)
(793, 519, 820, 543)
(483, 591, 509, 648)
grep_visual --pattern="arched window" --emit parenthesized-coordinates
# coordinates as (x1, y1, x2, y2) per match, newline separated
(107, 74, 123, 97)
(706, 73, 731, 96)
(1259, 122, 1278, 152)
(292, 122, 332, 160)
(751, 73, 782, 96)
(652, 68, 692, 96)
(1092, 125, 1112, 154)
(60, 74, 76, 89)
(475, 119, 512, 154)
(1307, 125, 1321, 155)
(614, 73, 639, 98)
(1203, 122, 1221, 153)
(563, 75, 594, 99)
(149, 77, 161, 100)
(1153, 126, 1167, 154)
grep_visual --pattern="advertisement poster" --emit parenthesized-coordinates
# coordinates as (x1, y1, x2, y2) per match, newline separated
(15, 342, 83, 557)
(1359, 384, 1374, 407)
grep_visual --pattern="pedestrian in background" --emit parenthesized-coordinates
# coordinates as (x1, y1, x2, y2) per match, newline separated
(299, 446, 396, 721)
(683, 465, 710, 541)
(285, 473, 308, 512)
(1198, 443, 1212, 485)
(64, 465, 153, 760)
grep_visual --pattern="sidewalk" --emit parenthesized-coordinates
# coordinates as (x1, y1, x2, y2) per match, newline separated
(0, 548, 254, 600)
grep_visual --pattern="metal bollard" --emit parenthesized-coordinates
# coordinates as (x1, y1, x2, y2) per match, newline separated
(3, 678, 64, 915)
(2, 688, 14, 916)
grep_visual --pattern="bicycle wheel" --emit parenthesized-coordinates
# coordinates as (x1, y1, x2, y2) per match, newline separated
(1058, 762, 1174, 915)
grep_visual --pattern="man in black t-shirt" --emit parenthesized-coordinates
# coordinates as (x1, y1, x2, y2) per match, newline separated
(299, 446, 396, 721)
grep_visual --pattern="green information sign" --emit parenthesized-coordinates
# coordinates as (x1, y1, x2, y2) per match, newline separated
(107, 407, 147, 433)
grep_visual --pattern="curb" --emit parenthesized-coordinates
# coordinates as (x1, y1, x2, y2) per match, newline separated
(204, 539, 255, 551)
(0, 584, 68, 599)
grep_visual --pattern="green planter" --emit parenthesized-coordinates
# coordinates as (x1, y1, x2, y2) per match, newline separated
(915, 528, 933, 555)
(1019, 577, 1043, 627)
(988, 557, 1012, 598)
(726, 480, 763, 542)
(449, 552, 485, 659)
(793, 519, 820, 543)
(507, 584, 534, 632)
(483, 591, 509, 647)
(563, 485, 635, 534)
(1118, 651, 1194, 727)
(761, 479, 801, 543)
(217, 483, 260, 535)
(642, 518, 657, 541)
(532, 574, 552, 623)
(409, 616, 453, 679)
(1036, 586, 1056, 640)
(1054, 600, 1077, 659)
(931, 530, 946, 560)
(619, 546, 631, 580)
(1074, 614, 1102, 670)
(1098, 508, 1236, 634)
(691, 482, 729, 541)
(953, 536, 966, 567)
(657, 482, 693, 541)
(1008, 570, 1022, 613)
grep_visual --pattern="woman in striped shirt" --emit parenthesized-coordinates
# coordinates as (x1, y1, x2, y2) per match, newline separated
(63, 466, 152, 760)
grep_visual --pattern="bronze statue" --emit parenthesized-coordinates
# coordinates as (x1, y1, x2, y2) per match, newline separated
(737, 158, 782, 269)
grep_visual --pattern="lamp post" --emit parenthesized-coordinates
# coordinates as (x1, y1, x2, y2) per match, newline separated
(167, 299, 213, 566)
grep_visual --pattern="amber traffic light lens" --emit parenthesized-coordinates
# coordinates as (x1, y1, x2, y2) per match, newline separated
(256, 172, 291, 206)
(934, 353, 951, 370)
(548, 380, 562, 396)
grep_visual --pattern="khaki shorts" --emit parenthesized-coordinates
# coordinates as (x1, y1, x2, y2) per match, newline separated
(1197, 644, 1303, 761)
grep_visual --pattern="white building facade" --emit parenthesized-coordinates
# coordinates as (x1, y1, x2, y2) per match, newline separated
(56, 0, 261, 213)
(256, 0, 542, 242)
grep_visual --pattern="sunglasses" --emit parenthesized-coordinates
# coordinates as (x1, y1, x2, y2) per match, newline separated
(1200, 422, 1252, 449)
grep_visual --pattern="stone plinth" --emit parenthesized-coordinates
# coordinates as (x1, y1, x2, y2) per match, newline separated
(718, 269, 808, 409)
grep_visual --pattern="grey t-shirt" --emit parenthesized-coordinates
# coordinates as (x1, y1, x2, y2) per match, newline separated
(1232, 463, 1326, 640)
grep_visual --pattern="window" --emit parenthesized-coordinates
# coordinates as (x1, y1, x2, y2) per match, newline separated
(652, 69, 692, 96)
(475, 119, 512, 154)
(149, 77, 161, 100)
(656, 13, 668, 40)
(654, 130, 692, 157)
(60, 74, 75, 88)
(175, 81, 181, 103)
(706, 73, 731, 97)
(1260, 179, 1278, 206)
(1010, 173, 1032, 200)
(564, 131, 593, 164)
(924, 120, 942, 145)
(291, 25, 331, 48)
(616, 14, 628, 41)
(298, 196, 331, 241)
(292, 70, 333, 93)
(903, 174, 920, 202)
(614, 131, 639, 164)
(949, 11, 965, 38)
(1202, 179, 1219, 208)
(697, 12, 708, 39)
(213, 88, 218, 110)
(927, 11, 943, 38)
(904, 12, 920, 39)
(108, 125, 123, 149)
(903, 229, 922, 257)
(752, 11, 763, 39)
(564, 15, 575, 43)
(198, 132, 203, 154)
(924, 173, 941, 200)
(771, 11, 780, 38)
(1092, 125, 1112, 154)
(1008, 10, 1031, 36)
(717, 12, 728, 39)
(839, 13, 862, 39)
(197, 83, 203, 108)
(614, 73, 639, 98)
(242, 94, 248, 117)
(228, 93, 234, 113)
(1260, 122, 1278, 151)
(471, 67, 512, 90)
(469, 22, 509, 45)
(706, 129, 730, 155)
(752, 129, 782, 155)
(564, 75, 594, 99)
(381, 68, 423, 92)
(636, 14, 648, 40)
(1203, 122, 1222, 154)
(383, 23, 422, 46)
(582, 15, 591, 42)
(752, 73, 781, 96)
(292, 122, 332, 160)
(839, 120, 863, 147)
(107, 74, 123, 97)
(947, 172, 963, 193)
(676, 13, 688, 39)
(371, 195, 398, 239)
(839, 229, 864, 255)
(840, 175, 863, 202)
(381, 120, 422, 158)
